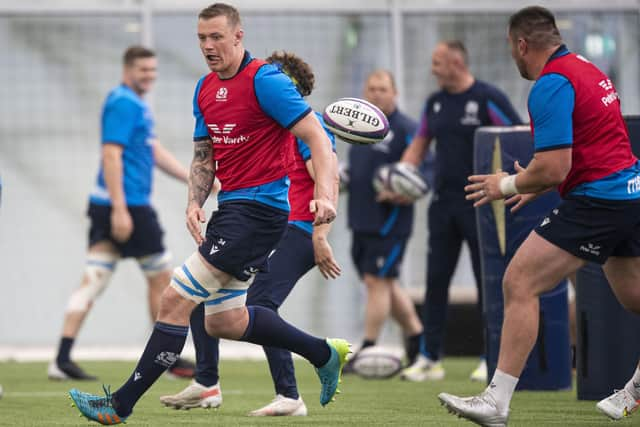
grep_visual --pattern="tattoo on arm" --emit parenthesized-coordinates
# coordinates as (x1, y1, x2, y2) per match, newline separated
(188, 140, 215, 207)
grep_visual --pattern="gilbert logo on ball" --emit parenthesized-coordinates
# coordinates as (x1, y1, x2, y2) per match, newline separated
(323, 97, 390, 144)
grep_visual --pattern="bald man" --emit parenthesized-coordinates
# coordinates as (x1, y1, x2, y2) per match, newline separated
(398, 40, 522, 383)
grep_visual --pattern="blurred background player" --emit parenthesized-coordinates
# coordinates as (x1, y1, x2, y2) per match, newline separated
(440, 6, 640, 425)
(342, 69, 426, 372)
(48, 46, 195, 381)
(398, 40, 522, 382)
(69, 4, 348, 424)
(159, 50, 341, 417)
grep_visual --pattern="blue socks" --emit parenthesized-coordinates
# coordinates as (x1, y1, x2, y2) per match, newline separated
(190, 303, 220, 387)
(112, 322, 188, 417)
(240, 305, 330, 368)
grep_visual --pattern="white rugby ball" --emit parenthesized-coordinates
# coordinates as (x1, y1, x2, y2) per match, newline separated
(388, 162, 430, 200)
(352, 346, 403, 379)
(323, 97, 390, 144)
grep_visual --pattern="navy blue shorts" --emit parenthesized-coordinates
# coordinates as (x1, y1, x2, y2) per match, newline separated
(535, 195, 640, 264)
(351, 232, 408, 278)
(247, 224, 315, 310)
(87, 203, 165, 258)
(198, 201, 288, 281)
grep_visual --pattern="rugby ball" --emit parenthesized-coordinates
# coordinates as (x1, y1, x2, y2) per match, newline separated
(388, 162, 430, 200)
(323, 97, 390, 144)
(352, 346, 403, 379)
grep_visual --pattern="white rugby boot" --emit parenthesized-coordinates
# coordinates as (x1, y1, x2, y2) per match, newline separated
(596, 388, 640, 420)
(470, 359, 488, 382)
(439, 391, 509, 427)
(159, 380, 222, 409)
(248, 394, 308, 416)
(399, 354, 445, 381)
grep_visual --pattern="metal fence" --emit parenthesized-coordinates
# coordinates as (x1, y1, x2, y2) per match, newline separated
(1, 0, 638, 350)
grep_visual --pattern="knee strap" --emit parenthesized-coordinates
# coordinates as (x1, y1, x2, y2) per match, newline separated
(65, 252, 119, 312)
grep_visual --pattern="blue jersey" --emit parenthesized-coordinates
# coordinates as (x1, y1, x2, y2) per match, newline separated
(417, 80, 522, 195)
(348, 109, 417, 237)
(192, 52, 310, 211)
(90, 84, 155, 206)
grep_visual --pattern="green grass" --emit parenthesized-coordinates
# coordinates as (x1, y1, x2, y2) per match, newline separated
(0, 358, 631, 426)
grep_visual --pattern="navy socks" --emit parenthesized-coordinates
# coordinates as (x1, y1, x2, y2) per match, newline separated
(241, 306, 330, 368)
(112, 322, 188, 417)
(190, 303, 220, 387)
(56, 337, 74, 364)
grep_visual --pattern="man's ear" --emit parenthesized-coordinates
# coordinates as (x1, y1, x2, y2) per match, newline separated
(518, 37, 528, 55)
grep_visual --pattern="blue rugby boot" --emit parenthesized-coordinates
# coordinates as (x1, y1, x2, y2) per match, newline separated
(69, 385, 127, 425)
(315, 338, 351, 406)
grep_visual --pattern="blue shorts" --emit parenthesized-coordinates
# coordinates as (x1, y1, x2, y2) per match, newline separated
(351, 232, 408, 278)
(535, 195, 640, 264)
(198, 201, 288, 281)
(247, 224, 315, 310)
(87, 203, 164, 258)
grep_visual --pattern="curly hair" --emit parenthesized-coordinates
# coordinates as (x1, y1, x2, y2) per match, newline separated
(266, 50, 315, 97)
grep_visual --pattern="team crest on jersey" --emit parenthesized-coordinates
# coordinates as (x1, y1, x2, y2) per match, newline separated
(433, 102, 441, 113)
(461, 100, 481, 125)
(216, 87, 228, 102)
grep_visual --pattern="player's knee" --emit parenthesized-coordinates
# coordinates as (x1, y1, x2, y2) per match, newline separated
(137, 250, 172, 278)
(157, 286, 193, 322)
(65, 252, 118, 313)
(502, 270, 528, 304)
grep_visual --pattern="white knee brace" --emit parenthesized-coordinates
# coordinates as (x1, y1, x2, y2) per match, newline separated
(65, 252, 119, 312)
(169, 252, 251, 315)
(137, 250, 172, 278)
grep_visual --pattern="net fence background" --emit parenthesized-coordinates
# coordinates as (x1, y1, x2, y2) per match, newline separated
(0, 1, 638, 349)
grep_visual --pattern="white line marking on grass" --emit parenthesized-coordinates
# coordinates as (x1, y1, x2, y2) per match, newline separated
(4, 390, 248, 398)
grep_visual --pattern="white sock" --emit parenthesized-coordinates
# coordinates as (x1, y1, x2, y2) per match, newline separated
(624, 366, 640, 400)
(485, 369, 519, 413)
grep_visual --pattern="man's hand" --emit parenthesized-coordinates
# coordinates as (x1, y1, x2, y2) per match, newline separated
(309, 199, 337, 225)
(186, 201, 207, 245)
(465, 170, 509, 207)
(110, 206, 133, 242)
(313, 235, 341, 279)
(505, 192, 538, 213)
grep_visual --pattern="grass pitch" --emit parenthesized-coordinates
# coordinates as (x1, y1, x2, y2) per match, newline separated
(0, 357, 630, 426)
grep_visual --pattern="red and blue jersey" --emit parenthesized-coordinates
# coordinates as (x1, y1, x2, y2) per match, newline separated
(288, 112, 336, 234)
(416, 80, 522, 195)
(91, 83, 156, 207)
(192, 51, 311, 211)
(530, 45, 639, 199)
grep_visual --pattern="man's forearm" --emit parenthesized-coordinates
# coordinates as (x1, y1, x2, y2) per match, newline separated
(188, 139, 215, 207)
(310, 146, 337, 204)
(103, 152, 127, 209)
(154, 142, 188, 183)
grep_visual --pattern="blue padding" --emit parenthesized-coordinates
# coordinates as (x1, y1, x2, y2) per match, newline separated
(474, 126, 571, 391)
